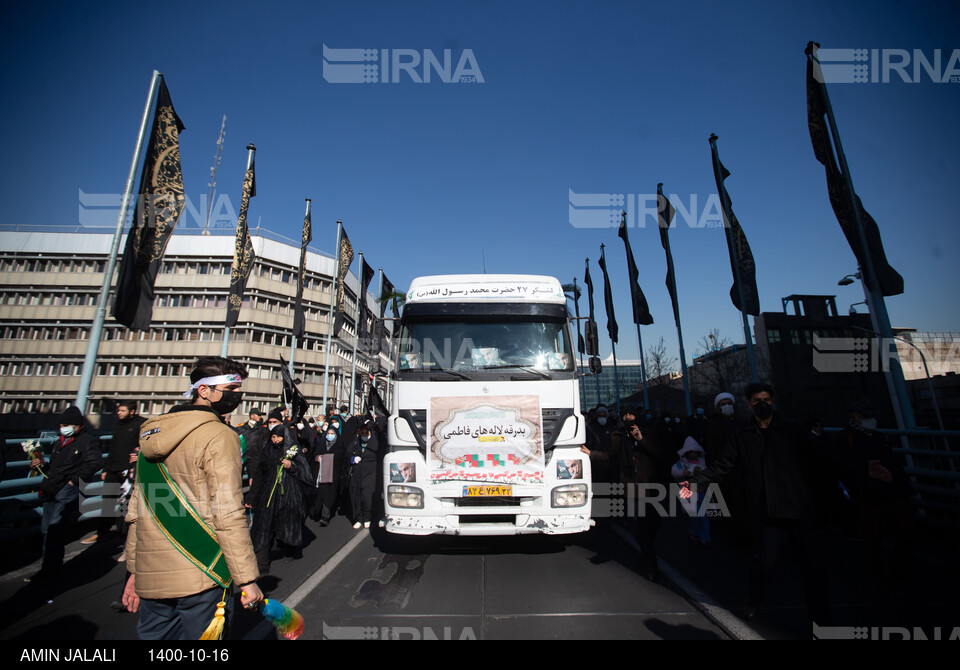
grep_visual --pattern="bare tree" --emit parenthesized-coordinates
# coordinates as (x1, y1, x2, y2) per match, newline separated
(645, 336, 679, 386)
(690, 328, 767, 399)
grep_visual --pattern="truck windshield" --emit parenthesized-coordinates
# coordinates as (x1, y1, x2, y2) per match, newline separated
(398, 319, 575, 374)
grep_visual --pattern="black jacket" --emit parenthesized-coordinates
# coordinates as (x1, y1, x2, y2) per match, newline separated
(592, 430, 672, 489)
(104, 415, 146, 473)
(691, 414, 813, 521)
(38, 430, 102, 499)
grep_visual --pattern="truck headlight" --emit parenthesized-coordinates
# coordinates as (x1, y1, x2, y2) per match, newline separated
(387, 485, 424, 509)
(551, 484, 587, 508)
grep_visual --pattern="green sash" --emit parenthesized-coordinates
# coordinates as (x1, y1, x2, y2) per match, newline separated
(136, 453, 233, 588)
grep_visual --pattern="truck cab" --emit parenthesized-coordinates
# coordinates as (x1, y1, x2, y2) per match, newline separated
(381, 274, 593, 536)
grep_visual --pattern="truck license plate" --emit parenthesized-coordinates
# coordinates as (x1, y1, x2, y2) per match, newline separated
(463, 485, 513, 497)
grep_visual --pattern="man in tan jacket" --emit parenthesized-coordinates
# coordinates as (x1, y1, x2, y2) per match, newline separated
(122, 356, 264, 640)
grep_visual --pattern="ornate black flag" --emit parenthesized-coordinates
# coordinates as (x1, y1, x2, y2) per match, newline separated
(279, 355, 308, 421)
(617, 211, 654, 326)
(709, 135, 761, 316)
(332, 226, 354, 338)
(584, 258, 596, 322)
(112, 77, 185, 330)
(292, 202, 312, 341)
(597, 247, 618, 344)
(657, 183, 683, 328)
(806, 42, 903, 297)
(226, 145, 257, 328)
(357, 258, 375, 348)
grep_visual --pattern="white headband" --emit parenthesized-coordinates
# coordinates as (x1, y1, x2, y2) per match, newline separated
(183, 373, 243, 399)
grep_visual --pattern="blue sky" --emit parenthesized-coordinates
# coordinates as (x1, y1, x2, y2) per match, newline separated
(2, 0, 958, 366)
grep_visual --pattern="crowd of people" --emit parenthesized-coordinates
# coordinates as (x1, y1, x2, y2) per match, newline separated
(581, 383, 916, 625)
(18, 356, 389, 639)
(16, 355, 917, 637)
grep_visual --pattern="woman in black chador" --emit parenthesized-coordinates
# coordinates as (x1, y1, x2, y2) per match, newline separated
(251, 422, 313, 573)
(310, 421, 346, 526)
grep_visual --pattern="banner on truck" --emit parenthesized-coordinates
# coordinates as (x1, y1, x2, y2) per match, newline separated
(428, 395, 544, 485)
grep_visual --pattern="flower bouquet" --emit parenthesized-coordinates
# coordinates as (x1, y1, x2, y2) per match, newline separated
(21, 440, 47, 479)
(266, 443, 299, 508)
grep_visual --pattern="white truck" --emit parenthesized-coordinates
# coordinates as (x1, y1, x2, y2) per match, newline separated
(381, 274, 593, 536)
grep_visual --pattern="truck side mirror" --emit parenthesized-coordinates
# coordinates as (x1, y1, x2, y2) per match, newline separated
(585, 320, 599, 357)
(588, 356, 602, 375)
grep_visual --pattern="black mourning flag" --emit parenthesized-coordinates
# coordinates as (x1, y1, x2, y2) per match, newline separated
(292, 203, 312, 341)
(332, 226, 354, 338)
(806, 42, 903, 297)
(377, 273, 396, 353)
(226, 146, 257, 328)
(279, 355, 308, 422)
(657, 183, 683, 328)
(379, 274, 395, 318)
(597, 248, 618, 344)
(584, 259, 596, 322)
(617, 212, 654, 326)
(709, 135, 761, 316)
(569, 281, 585, 355)
(357, 258, 375, 348)
(583, 260, 600, 357)
(368, 381, 389, 418)
(112, 77, 185, 331)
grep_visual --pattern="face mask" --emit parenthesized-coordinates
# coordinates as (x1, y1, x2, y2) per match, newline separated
(696, 408, 705, 416)
(597, 417, 607, 426)
(60, 426, 76, 438)
(720, 404, 735, 418)
(360, 434, 370, 443)
(210, 389, 243, 415)
(752, 401, 773, 421)
(674, 418, 681, 423)
(860, 417, 877, 431)
(325, 433, 337, 443)
(248, 419, 258, 427)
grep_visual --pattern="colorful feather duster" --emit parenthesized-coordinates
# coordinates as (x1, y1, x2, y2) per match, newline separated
(242, 592, 305, 640)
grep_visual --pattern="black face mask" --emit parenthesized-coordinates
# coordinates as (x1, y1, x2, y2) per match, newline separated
(751, 400, 773, 421)
(210, 390, 243, 415)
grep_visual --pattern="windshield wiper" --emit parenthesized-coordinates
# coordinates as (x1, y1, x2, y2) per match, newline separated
(480, 365, 551, 380)
(427, 368, 470, 380)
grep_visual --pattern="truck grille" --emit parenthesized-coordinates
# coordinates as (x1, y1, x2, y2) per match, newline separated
(454, 496, 532, 508)
(401, 408, 574, 452)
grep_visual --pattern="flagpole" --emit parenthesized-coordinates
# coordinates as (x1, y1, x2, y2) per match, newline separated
(618, 211, 651, 410)
(76, 70, 161, 413)
(657, 185, 693, 417)
(289, 198, 311, 381)
(349, 252, 364, 414)
(573, 277, 585, 373)
(806, 42, 916, 432)
(221, 144, 256, 358)
(376, 267, 384, 403)
(585, 259, 602, 408)
(600, 245, 622, 417)
(635, 324, 650, 410)
(709, 134, 760, 384)
(321, 220, 343, 413)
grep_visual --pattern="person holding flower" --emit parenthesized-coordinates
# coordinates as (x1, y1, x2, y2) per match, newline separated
(25, 406, 101, 584)
(251, 410, 313, 574)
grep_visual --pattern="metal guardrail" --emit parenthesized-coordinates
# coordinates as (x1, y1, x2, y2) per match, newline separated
(2, 434, 255, 539)
(824, 426, 960, 532)
(1, 435, 118, 538)
(5, 427, 957, 537)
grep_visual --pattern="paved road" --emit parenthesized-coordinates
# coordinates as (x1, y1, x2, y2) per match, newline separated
(1, 506, 957, 642)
